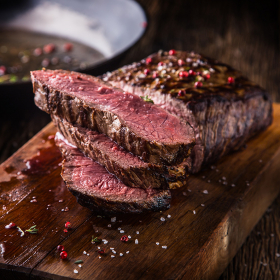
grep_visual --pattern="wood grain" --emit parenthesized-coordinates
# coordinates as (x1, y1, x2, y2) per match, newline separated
(0, 104, 279, 279)
(0, 1, 279, 278)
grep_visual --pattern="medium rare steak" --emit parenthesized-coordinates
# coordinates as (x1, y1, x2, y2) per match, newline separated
(31, 69, 195, 166)
(55, 133, 171, 214)
(52, 115, 190, 189)
(101, 50, 273, 172)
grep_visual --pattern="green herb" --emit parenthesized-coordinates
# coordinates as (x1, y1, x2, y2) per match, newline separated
(21, 76, 30, 81)
(91, 236, 101, 243)
(74, 260, 83, 264)
(17, 226, 25, 237)
(26, 225, 38, 234)
(140, 95, 154, 104)
(9, 75, 18, 82)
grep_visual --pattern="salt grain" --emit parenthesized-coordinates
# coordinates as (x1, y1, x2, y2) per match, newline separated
(59, 199, 63, 203)
(156, 242, 159, 245)
(111, 217, 116, 223)
(118, 227, 122, 231)
(102, 239, 108, 244)
(202, 190, 208, 194)
(78, 264, 82, 268)
(98, 246, 101, 249)
(99, 256, 101, 259)
(136, 231, 139, 234)
(201, 204, 205, 207)
(222, 177, 226, 181)
(87, 253, 90, 256)
(74, 269, 78, 274)
(111, 255, 115, 258)
(160, 217, 165, 222)
(83, 251, 87, 255)
(193, 210, 196, 214)
(120, 253, 123, 256)
(135, 239, 138, 244)
(112, 250, 116, 254)
(128, 235, 131, 239)
(167, 215, 171, 218)
(222, 181, 227, 185)
(231, 184, 236, 187)
(182, 192, 187, 196)
(108, 224, 111, 228)
(120, 230, 124, 233)
(110, 247, 114, 250)
(162, 246, 167, 249)
(126, 251, 129, 254)
(276, 253, 280, 257)
(187, 189, 192, 192)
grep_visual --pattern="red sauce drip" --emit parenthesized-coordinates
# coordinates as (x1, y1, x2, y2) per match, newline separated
(22, 145, 61, 176)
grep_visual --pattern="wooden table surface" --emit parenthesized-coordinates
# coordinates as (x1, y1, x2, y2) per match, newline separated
(0, 0, 280, 279)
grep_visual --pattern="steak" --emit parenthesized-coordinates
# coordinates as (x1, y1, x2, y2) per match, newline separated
(31, 69, 195, 166)
(55, 133, 171, 214)
(52, 114, 190, 190)
(101, 50, 273, 172)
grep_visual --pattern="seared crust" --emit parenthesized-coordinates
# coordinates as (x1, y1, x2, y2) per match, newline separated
(101, 50, 273, 172)
(56, 135, 171, 214)
(52, 115, 190, 189)
(31, 69, 195, 166)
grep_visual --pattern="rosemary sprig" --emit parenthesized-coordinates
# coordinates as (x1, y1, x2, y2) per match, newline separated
(140, 95, 154, 104)
(91, 236, 101, 243)
(26, 225, 38, 234)
(74, 260, 83, 264)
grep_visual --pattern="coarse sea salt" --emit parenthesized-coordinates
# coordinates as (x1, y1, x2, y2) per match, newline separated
(111, 255, 115, 258)
(128, 235, 131, 239)
(126, 251, 129, 254)
(162, 246, 167, 249)
(111, 217, 116, 223)
(120, 253, 123, 256)
(156, 242, 159, 245)
(135, 239, 138, 244)
(136, 231, 139, 234)
(160, 217, 165, 222)
(202, 190, 208, 194)
(120, 230, 124, 233)
(193, 210, 196, 214)
(74, 269, 78, 274)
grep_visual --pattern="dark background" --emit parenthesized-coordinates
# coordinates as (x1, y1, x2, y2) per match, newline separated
(0, 0, 280, 278)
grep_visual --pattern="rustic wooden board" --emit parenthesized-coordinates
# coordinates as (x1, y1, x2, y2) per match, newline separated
(0, 104, 280, 280)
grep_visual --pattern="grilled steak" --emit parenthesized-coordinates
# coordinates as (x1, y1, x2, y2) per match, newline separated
(101, 50, 273, 172)
(55, 133, 171, 214)
(52, 115, 190, 189)
(31, 69, 195, 166)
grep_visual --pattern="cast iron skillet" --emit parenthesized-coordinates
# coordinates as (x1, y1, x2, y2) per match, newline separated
(0, 0, 147, 91)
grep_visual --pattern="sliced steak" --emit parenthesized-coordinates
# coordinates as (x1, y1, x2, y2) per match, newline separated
(55, 133, 171, 214)
(31, 69, 195, 166)
(102, 50, 273, 172)
(52, 115, 190, 189)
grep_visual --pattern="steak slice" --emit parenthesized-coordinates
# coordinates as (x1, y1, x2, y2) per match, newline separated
(101, 50, 273, 172)
(52, 114, 190, 189)
(31, 69, 195, 166)
(55, 133, 171, 214)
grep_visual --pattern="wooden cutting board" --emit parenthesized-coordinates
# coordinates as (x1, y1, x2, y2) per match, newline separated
(1, 104, 280, 280)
